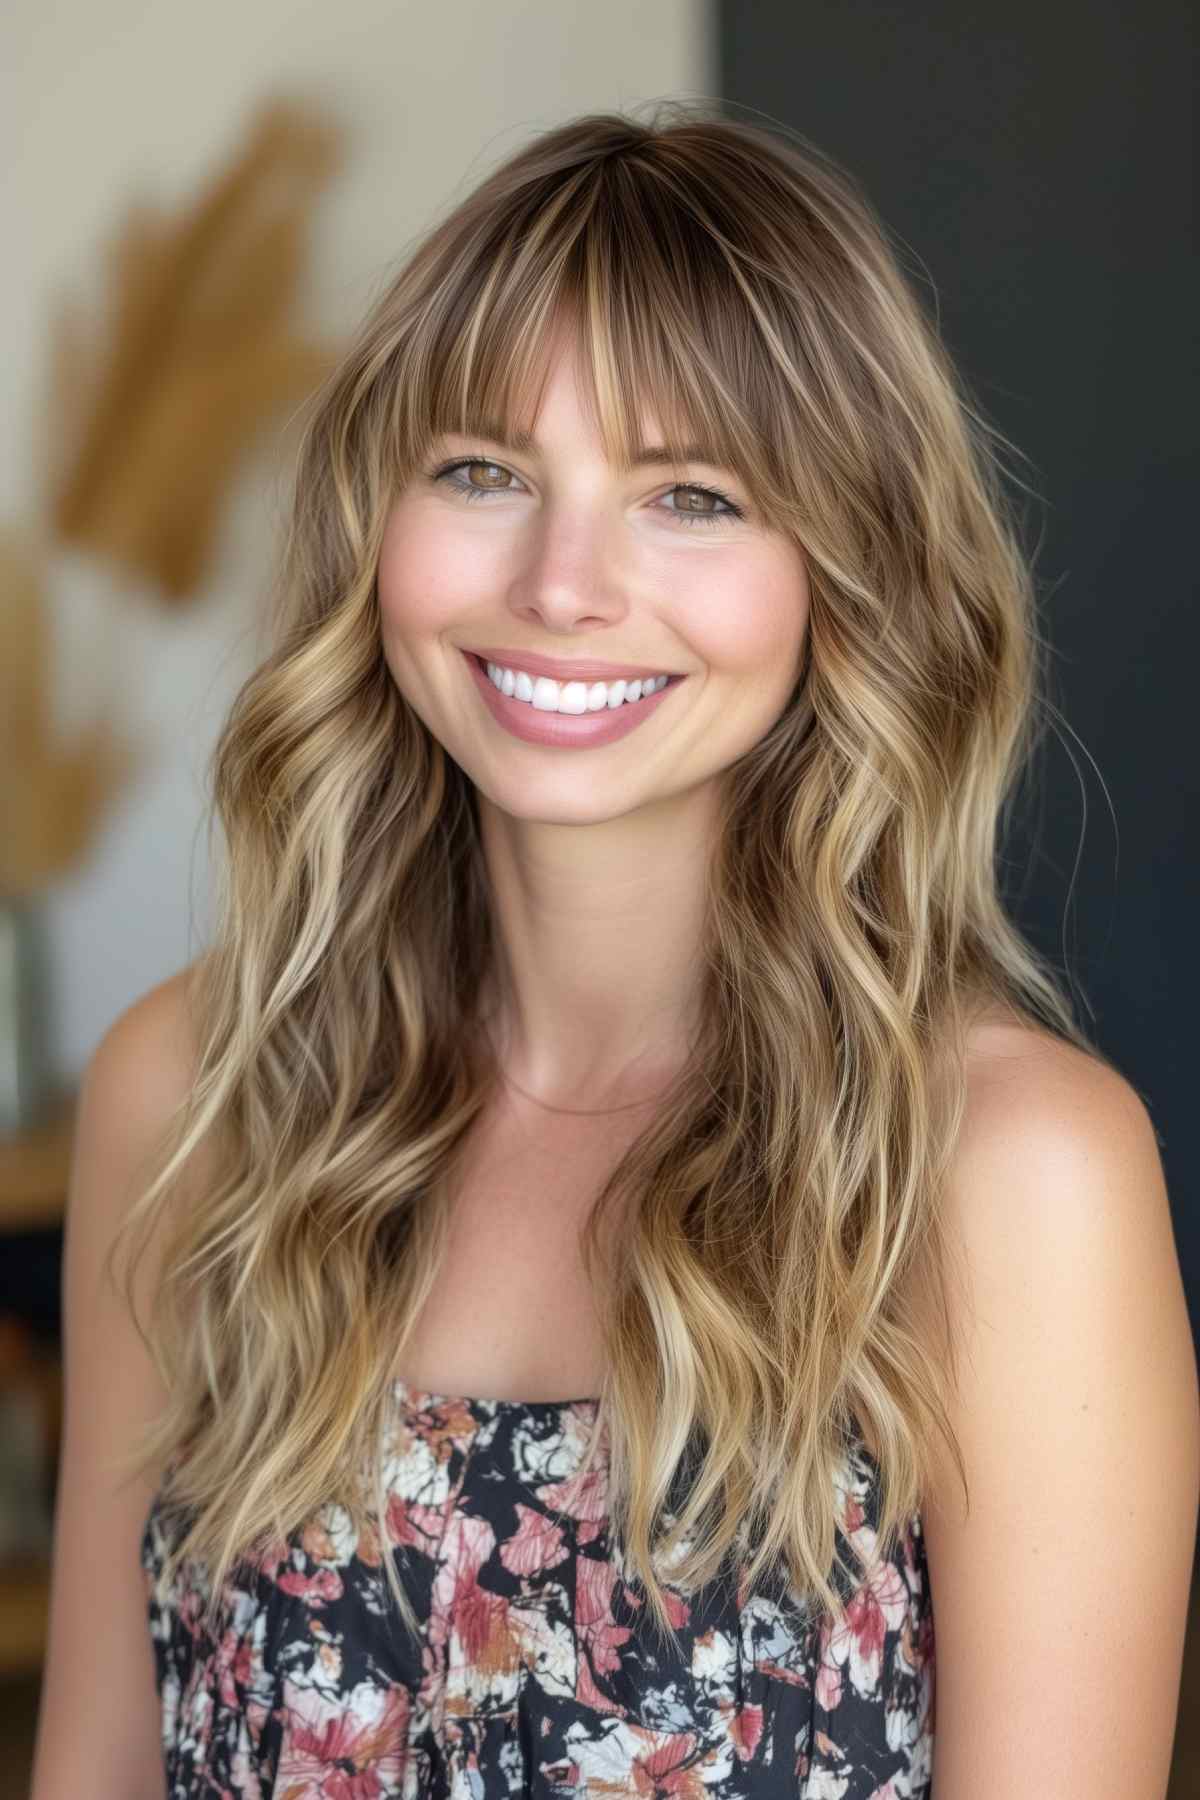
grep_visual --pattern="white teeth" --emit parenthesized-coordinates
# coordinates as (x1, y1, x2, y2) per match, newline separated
(484, 661, 669, 711)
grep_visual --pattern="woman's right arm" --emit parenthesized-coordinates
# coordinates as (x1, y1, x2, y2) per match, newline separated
(30, 967, 205, 1800)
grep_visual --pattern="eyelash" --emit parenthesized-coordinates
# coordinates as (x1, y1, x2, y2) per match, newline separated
(427, 455, 746, 529)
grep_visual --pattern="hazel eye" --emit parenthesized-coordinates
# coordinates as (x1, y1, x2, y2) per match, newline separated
(434, 458, 523, 500)
(659, 483, 745, 528)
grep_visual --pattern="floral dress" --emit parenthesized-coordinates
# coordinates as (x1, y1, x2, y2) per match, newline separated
(141, 1378, 935, 1796)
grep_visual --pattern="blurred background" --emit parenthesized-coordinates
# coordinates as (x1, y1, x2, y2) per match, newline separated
(2, 0, 1195, 1791)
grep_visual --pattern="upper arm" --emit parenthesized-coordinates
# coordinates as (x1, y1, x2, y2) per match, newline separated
(921, 1026, 1200, 1800)
(30, 965, 206, 1800)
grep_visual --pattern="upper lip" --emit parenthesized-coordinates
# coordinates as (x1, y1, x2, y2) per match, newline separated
(465, 646, 680, 683)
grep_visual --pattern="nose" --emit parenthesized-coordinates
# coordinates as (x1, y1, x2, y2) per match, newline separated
(504, 498, 630, 636)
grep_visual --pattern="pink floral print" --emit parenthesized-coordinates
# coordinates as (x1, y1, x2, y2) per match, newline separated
(142, 1381, 934, 1795)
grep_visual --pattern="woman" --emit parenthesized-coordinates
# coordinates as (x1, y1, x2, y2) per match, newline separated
(33, 105, 1198, 1798)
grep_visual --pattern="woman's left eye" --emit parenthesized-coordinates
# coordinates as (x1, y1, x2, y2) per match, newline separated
(659, 483, 745, 527)
(428, 457, 745, 528)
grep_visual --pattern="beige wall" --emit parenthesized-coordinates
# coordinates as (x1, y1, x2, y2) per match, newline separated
(3, 0, 714, 1079)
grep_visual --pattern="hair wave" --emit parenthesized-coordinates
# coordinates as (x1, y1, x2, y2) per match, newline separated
(112, 100, 1101, 1644)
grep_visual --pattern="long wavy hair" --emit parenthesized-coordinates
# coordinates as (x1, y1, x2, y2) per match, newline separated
(112, 101, 1102, 1643)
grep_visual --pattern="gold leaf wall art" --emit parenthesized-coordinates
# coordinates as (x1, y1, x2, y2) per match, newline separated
(48, 95, 343, 601)
(2, 95, 344, 900)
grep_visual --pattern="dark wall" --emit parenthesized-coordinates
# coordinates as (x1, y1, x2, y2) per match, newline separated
(718, 1, 1198, 1336)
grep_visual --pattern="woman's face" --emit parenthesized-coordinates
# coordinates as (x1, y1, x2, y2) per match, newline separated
(376, 332, 810, 825)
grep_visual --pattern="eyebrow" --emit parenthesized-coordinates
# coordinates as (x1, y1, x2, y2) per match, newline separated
(444, 420, 729, 470)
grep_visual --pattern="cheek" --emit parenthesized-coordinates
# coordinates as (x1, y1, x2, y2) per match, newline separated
(681, 549, 810, 689)
(376, 505, 490, 638)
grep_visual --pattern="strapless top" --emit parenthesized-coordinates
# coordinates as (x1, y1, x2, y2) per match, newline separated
(141, 1378, 935, 1796)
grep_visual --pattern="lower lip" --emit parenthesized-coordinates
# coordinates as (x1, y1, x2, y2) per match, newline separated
(463, 652, 684, 749)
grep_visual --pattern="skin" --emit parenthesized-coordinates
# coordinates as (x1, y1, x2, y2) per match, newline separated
(376, 327, 811, 1107)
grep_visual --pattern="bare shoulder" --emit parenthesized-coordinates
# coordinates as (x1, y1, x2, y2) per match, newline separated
(85, 958, 207, 1128)
(948, 1007, 1168, 1225)
(74, 955, 218, 1271)
(952, 992, 1124, 1091)
(944, 1009, 1180, 1367)
(918, 1005, 1200, 1796)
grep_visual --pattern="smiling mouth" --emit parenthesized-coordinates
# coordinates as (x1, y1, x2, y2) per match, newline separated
(469, 652, 682, 712)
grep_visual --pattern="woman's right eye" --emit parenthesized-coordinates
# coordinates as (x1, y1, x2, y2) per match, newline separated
(430, 457, 522, 501)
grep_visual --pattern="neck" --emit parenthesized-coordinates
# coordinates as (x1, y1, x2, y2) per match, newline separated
(474, 782, 717, 1106)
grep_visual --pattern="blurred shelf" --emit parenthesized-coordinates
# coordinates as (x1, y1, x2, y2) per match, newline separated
(0, 1096, 75, 1232)
(0, 1103, 73, 1680)
(0, 1560, 49, 1678)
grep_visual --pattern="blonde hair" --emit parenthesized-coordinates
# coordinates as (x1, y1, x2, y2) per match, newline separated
(113, 101, 1101, 1644)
